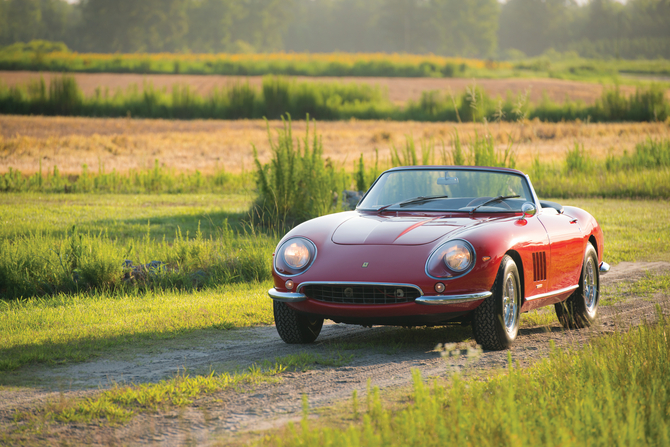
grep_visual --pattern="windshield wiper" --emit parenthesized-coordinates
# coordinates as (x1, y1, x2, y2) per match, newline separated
(377, 195, 449, 214)
(469, 195, 520, 215)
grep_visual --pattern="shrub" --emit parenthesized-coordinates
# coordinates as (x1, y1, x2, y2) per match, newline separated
(252, 115, 343, 226)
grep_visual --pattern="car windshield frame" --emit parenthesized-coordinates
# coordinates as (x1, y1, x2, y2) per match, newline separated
(356, 166, 538, 213)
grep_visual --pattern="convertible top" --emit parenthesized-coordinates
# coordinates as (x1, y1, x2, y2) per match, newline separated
(540, 200, 564, 214)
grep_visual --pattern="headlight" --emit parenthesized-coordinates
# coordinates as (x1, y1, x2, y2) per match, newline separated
(275, 237, 316, 276)
(426, 239, 475, 279)
(444, 242, 472, 272)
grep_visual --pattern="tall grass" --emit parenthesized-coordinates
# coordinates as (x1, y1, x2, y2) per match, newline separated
(0, 161, 253, 194)
(0, 218, 275, 300)
(269, 312, 670, 446)
(0, 75, 667, 122)
(532, 137, 670, 198)
(252, 115, 344, 224)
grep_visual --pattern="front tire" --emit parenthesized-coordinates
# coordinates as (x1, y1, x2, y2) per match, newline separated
(473, 255, 521, 350)
(273, 301, 324, 344)
(555, 242, 599, 329)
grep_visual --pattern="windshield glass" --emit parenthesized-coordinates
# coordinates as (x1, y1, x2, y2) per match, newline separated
(358, 168, 533, 212)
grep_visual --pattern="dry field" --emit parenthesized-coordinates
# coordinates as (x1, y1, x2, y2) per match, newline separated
(0, 70, 645, 105)
(1, 115, 669, 175)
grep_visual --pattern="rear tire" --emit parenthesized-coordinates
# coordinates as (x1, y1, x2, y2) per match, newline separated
(273, 301, 324, 344)
(555, 243, 599, 329)
(473, 255, 521, 350)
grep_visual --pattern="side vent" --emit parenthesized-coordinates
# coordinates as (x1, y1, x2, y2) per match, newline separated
(532, 252, 547, 282)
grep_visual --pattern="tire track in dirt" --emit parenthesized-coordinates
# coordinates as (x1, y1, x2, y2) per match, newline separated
(1, 261, 669, 445)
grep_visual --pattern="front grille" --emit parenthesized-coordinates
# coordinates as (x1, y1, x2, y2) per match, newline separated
(301, 284, 421, 304)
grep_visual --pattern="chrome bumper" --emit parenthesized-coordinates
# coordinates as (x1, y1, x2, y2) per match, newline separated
(268, 287, 491, 305)
(599, 261, 611, 274)
(416, 291, 492, 305)
(268, 288, 307, 302)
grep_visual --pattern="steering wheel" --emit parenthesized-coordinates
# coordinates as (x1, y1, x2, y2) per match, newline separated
(466, 197, 512, 210)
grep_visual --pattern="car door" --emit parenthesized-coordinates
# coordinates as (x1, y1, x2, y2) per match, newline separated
(537, 207, 585, 292)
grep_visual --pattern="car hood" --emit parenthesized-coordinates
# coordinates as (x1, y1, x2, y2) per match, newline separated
(331, 214, 482, 245)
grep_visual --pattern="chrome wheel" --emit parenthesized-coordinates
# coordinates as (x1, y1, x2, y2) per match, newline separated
(555, 242, 599, 329)
(473, 255, 521, 350)
(584, 257, 597, 316)
(502, 274, 519, 335)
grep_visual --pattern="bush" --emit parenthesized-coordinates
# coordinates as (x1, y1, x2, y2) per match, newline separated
(252, 115, 343, 225)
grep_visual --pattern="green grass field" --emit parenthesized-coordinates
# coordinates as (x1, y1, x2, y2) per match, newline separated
(1, 193, 669, 377)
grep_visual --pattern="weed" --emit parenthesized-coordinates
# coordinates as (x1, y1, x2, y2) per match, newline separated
(252, 115, 343, 225)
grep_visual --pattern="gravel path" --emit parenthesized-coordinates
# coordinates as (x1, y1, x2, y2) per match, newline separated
(1, 261, 669, 445)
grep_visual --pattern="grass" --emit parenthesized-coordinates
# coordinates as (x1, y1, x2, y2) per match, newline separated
(13, 361, 288, 427)
(2, 43, 670, 80)
(0, 282, 273, 373)
(264, 310, 670, 446)
(1, 74, 668, 122)
(6, 349, 357, 433)
(0, 193, 276, 299)
(0, 46, 501, 78)
(602, 271, 670, 306)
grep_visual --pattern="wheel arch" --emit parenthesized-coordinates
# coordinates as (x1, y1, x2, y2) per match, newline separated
(505, 249, 525, 302)
(588, 234, 598, 257)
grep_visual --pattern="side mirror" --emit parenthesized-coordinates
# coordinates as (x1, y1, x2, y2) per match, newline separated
(521, 202, 536, 220)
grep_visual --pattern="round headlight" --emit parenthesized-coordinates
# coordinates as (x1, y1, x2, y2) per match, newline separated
(275, 237, 317, 276)
(443, 242, 472, 272)
(284, 240, 311, 269)
(425, 239, 475, 279)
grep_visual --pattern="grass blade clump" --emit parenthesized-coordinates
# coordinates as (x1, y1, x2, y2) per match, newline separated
(253, 115, 342, 225)
(268, 314, 670, 446)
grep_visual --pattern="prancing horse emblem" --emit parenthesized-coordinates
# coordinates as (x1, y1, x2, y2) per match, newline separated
(362, 262, 369, 268)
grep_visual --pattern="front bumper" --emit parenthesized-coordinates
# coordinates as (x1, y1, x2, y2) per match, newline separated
(268, 287, 491, 305)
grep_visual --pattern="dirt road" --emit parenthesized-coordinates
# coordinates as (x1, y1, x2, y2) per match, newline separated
(1, 261, 669, 445)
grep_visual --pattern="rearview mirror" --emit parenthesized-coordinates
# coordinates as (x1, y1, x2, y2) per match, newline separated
(437, 176, 459, 185)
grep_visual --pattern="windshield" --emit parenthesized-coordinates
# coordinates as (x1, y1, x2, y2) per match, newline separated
(358, 168, 534, 212)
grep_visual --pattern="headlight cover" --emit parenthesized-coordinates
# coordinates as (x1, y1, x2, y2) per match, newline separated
(274, 237, 317, 276)
(425, 239, 475, 279)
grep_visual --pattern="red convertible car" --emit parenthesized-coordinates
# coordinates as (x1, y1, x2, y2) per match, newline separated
(268, 166, 609, 350)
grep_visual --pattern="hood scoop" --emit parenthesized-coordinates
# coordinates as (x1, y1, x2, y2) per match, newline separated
(332, 215, 465, 245)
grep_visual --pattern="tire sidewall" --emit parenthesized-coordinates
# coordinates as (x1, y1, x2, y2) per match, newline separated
(580, 243, 599, 322)
(495, 256, 521, 345)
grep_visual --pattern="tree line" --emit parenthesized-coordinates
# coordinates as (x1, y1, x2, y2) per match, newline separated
(0, 0, 669, 59)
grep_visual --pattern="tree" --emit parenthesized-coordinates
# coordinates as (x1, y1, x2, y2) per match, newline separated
(498, 0, 579, 57)
(433, 0, 499, 57)
(379, 0, 434, 53)
(78, 0, 189, 52)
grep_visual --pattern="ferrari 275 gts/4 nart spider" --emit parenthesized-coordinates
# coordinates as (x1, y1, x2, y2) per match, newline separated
(268, 166, 610, 350)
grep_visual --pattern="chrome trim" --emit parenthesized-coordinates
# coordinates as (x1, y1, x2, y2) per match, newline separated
(526, 284, 579, 301)
(599, 261, 610, 274)
(520, 202, 536, 220)
(296, 281, 424, 296)
(425, 239, 477, 280)
(273, 237, 318, 278)
(416, 291, 492, 305)
(268, 288, 307, 302)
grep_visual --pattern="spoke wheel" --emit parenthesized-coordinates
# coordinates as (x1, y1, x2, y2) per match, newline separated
(555, 242, 600, 329)
(473, 255, 521, 350)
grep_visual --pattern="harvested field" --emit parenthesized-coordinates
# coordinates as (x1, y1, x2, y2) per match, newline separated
(0, 71, 645, 105)
(1, 115, 669, 175)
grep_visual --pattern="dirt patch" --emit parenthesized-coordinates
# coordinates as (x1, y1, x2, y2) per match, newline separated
(1, 261, 669, 445)
(0, 71, 646, 105)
